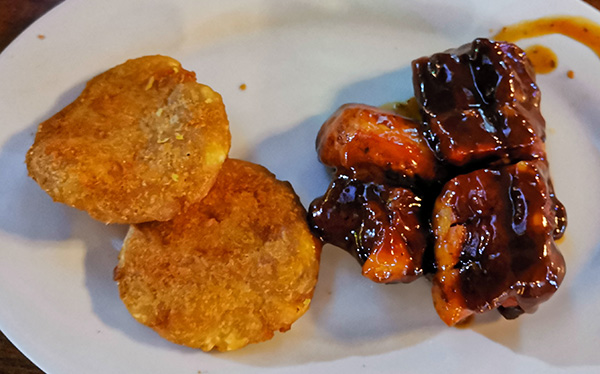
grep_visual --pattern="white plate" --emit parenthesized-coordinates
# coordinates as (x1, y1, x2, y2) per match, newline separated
(1, 0, 599, 373)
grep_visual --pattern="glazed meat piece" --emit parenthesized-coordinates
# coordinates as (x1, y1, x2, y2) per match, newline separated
(412, 38, 546, 167)
(431, 160, 566, 326)
(316, 103, 441, 186)
(309, 174, 427, 283)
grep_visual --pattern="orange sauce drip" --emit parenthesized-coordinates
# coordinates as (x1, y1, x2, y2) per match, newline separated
(239, 83, 247, 91)
(567, 70, 575, 79)
(494, 16, 600, 60)
(523, 45, 558, 74)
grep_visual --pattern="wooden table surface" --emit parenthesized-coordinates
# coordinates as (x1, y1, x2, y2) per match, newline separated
(1, 0, 600, 373)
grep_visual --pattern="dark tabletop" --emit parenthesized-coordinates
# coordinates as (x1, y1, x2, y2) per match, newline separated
(1, 0, 600, 373)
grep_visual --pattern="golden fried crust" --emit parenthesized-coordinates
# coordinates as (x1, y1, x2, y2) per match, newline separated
(114, 159, 322, 351)
(26, 55, 231, 223)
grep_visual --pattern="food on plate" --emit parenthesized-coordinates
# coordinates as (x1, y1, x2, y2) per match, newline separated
(309, 38, 567, 324)
(309, 174, 427, 283)
(310, 103, 437, 283)
(413, 39, 567, 323)
(114, 159, 322, 351)
(26, 55, 230, 223)
(316, 103, 442, 186)
(25, 54, 323, 350)
(412, 38, 545, 167)
(432, 160, 566, 326)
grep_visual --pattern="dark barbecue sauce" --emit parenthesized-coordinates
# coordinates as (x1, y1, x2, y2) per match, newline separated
(308, 172, 429, 283)
(309, 37, 568, 325)
(431, 161, 566, 325)
(412, 38, 546, 168)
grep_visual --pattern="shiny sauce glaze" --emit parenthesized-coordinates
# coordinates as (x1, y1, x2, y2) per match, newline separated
(431, 160, 566, 325)
(309, 173, 428, 283)
(316, 103, 442, 187)
(412, 38, 546, 168)
(309, 36, 568, 324)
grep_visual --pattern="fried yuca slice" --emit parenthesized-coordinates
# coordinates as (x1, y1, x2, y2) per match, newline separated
(26, 55, 230, 223)
(114, 159, 322, 351)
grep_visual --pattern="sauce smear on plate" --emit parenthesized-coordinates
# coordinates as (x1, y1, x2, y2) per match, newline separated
(523, 44, 558, 74)
(494, 16, 600, 60)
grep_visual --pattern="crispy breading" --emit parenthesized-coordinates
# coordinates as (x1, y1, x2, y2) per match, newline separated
(114, 159, 322, 351)
(26, 55, 230, 223)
